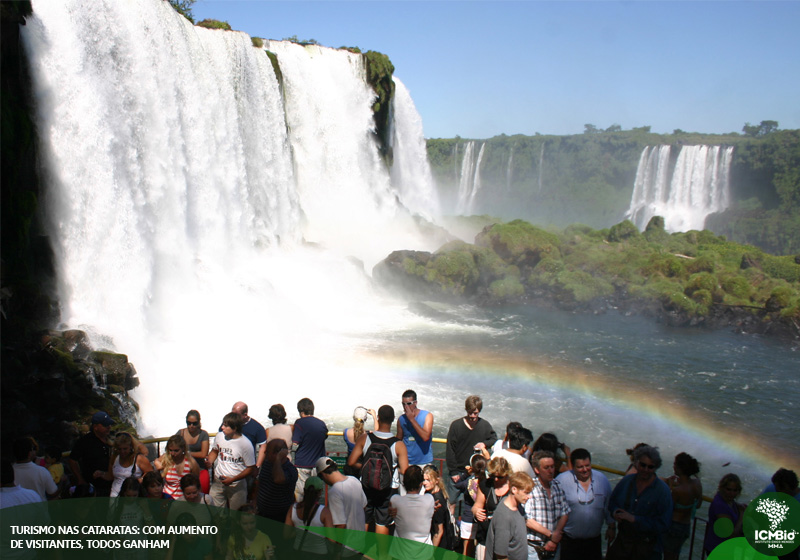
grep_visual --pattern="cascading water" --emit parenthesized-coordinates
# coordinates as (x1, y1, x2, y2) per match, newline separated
(455, 141, 486, 215)
(627, 145, 734, 232)
(21, 0, 440, 433)
(389, 78, 440, 222)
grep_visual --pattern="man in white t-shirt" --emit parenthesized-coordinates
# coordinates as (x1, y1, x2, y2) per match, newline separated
(316, 456, 367, 557)
(205, 412, 256, 510)
(491, 426, 535, 478)
(12, 438, 58, 501)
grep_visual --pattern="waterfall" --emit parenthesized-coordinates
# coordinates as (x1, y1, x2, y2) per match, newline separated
(506, 147, 514, 190)
(626, 145, 733, 232)
(389, 77, 440, 221)
(21, 0, 440, 432)
(537, 143, 545, 193)
(455, 141, 486, 215)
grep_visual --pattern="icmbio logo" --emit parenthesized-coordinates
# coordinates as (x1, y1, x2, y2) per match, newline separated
(745, 493, 800, 556)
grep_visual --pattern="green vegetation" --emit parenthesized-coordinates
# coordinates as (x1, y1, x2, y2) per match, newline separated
(375, 218, 800, 338)
(167, 0, 195, 23)
(282, 35, 319, 46)
(363, 50, 395, 157)
(196, 19, 232, 30)
(251, 37, 264, 48)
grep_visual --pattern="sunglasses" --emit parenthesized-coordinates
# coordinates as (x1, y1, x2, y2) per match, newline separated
(187, 421, 200, 426)
(638, 461, 657, 471)
(401, 401, 416, 407)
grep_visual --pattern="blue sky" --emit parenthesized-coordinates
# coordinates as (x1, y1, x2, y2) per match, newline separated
(191, 1, 800, 139)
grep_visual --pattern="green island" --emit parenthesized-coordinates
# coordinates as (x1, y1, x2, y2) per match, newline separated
(375, 217, 800, 340)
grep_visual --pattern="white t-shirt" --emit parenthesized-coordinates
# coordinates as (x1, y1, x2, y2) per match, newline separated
(328, 476, 367, 529)
(212, 433, 255, 485)
(389, 492, 435, 560)
(491, 449, 535, 477)
(12, 462, 58, 500)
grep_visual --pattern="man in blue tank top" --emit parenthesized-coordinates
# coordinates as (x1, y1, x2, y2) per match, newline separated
(396, 389, 434, 466)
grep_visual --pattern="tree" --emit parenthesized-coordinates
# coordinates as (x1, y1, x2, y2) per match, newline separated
(605, 124, 622, 133)
(743, 120, 779, 137)
(584, 124, 599, 134)
(167, 0, 195, 23)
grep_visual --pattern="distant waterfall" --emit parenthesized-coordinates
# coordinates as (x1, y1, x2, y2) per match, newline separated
(627, 145, 733, 232)
(538, 143, 545, 193)
(21, 0, 441, 432)
(389, 77, 440, 221)
(506, 147, 514, 190)
(456, 141, 486, 215)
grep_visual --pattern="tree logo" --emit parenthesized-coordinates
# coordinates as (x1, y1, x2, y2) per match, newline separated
(744, 492, 800, 556)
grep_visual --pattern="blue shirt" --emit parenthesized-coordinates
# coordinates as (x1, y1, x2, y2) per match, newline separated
(241, 418, 267, 452)
(608, 473, 672, 551)
(399, 410, 433, 465)
(555, 469, 612, 539)
(292, 415, 328, 468)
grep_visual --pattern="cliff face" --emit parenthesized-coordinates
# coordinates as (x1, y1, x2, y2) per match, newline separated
(1, 4, 141, 448)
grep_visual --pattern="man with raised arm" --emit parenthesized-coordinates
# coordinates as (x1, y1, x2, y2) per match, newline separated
(396, 389, 434, 467)
(348, 404, 409, 536)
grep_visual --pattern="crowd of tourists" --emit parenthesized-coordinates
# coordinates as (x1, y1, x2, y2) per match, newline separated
(2, 392, 799, 560)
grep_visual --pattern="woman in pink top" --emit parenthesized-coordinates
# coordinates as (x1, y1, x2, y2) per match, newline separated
(154, 434, 199, 499)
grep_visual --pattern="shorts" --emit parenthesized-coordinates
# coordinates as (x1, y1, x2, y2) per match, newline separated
(460, 521, 476, 539)
(663, 521, 691, 555)
(364, 487, 397, 527)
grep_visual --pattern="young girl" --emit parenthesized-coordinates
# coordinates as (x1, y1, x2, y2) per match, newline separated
(226, 505, 275, 560)
(285, 476, 332, 558)
(422, 465, 450, 547)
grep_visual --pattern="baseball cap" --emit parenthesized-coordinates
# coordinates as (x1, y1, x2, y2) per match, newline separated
(305, 476, 324, 492)
(91, 411, 114, 426)
(315, 456, 337, 474)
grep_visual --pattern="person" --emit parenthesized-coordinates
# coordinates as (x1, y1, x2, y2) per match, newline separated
(763, 468, 800, 499)
(763, 469, 799, 560)
(703, 473, 745, 556)
(473, 456, 513, 560)
(422, 464, 451, 548)
(103, 431, 153, 497)
(484, 472, 534, 560)
(177, 410, 210, 493)
(256, 438, 298, 523)
(154, 434, 200, 499)
(68, 411, 115, 496)
(347, 404, 409, 536)
(168, 474, 214, 528)
(531, 433, 571, 474)
(265, 403, 293, 448)
(491, 426, 535, 477)
(110, 477, 152, 560)
(206, 412, 256, 510)
(397, 389, 434, 467)
(12, 437, 58, 500)
(606, 445, 672, 560)
(623, 443, 650, 475)
(389, 465, 435, 559)
(292, 397, 328, 502)
(459, 453, 487, 557)
(315, 456, 368, 531)
(662, 452, 702, 560)
(44, 446, 69, 498)
(285, 476, 333, 558)
(446, 395, 498, 511)
(525, 450, 570, 560)
(142, 471, 173, 526)
(554, 448, 612, 560)
(491, 422, 529, 459)
(225, 505, 274, 560)
(0, 459, 43, 508)
(166, 512, 213, 560)
(344, 406, 376, 455)
(231, 402, 267, 459)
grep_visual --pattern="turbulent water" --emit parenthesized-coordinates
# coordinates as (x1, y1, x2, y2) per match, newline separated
(20, 0, 798, 511)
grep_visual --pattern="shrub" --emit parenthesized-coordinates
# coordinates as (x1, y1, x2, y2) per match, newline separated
(251, 37, 264, 48)
(607, 220, 641, 243)
(196, 19, 231, 30)
(488, 276, 525, 300)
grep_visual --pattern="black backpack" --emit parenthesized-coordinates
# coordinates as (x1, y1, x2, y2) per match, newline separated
(360, 433, 397, 491)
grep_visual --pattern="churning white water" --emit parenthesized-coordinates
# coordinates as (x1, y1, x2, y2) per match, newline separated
(21, 0, 442, 433)
(627, 145, 733, 232)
